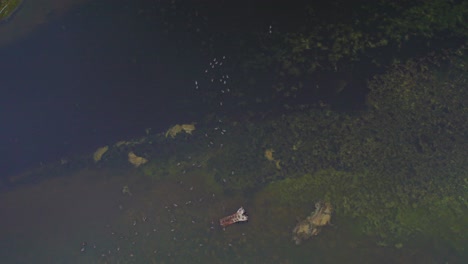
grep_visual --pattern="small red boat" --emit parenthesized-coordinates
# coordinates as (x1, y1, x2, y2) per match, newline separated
(219, 207, 248, 228)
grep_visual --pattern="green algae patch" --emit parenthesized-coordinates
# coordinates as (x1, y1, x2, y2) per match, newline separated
(0, 0, 23, 22)
(255, 169, 468, 252)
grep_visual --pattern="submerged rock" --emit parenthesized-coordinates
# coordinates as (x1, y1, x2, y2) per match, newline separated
(93, 146, 109, 163)
(292, 201, 333, 245)
(128, 152, 148, 167)
(165, 123, 196, 138)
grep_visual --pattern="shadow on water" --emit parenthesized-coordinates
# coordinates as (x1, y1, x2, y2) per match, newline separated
(0, 165, 461, 264)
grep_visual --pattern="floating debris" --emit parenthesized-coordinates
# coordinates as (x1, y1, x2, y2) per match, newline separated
(122, 185, 132, 196)
(219, 207, 248, 228)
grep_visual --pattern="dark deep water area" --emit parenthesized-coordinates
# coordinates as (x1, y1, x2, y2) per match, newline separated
(0, 0, 206, 178)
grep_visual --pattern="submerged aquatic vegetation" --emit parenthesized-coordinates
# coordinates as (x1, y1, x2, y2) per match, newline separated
(257, 168, 467, 251)
(0, 0, 22, 21)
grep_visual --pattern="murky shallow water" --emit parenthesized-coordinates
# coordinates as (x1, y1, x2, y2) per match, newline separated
(0, 168, 462, 264)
